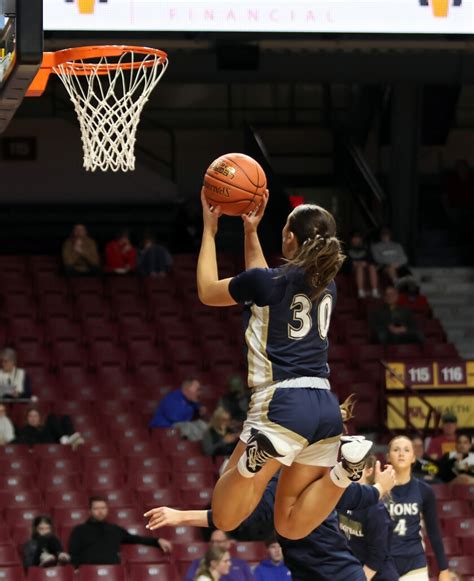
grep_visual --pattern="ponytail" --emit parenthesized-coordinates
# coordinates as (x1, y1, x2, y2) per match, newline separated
(340, 394, 356, 428)
(284, 204, 345, 302)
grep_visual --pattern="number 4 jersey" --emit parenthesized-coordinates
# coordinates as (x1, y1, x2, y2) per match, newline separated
(229, 267, 336, 387)
(386, 477, 448, 576)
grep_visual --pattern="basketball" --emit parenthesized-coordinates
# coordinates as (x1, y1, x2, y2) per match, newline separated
(202, 153, 267, 216)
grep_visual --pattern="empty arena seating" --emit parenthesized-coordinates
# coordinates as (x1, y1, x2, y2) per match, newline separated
(0, 254, 472, 579)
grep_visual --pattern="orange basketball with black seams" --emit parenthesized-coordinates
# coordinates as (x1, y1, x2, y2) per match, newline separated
(203, 153, 267, 216)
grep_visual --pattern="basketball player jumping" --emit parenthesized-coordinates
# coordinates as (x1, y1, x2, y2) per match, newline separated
(196, 189, 372, 540)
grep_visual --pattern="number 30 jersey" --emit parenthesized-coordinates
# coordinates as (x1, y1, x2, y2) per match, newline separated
(229, 267, 336, 388)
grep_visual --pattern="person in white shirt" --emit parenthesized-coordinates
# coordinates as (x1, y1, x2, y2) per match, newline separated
(0, 402, 15, 444)
(0, 348, 32, 399)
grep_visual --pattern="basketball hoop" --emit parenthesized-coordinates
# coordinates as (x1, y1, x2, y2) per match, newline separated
(27, 46, 168, 172)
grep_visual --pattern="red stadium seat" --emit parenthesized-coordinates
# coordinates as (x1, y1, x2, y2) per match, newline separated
(431, 484, 453, 501)
(39, 457, 81, 476)
(137, 488, 182, 510)
(118, 441, 156, 458)
(44, 490, 88, 509)
(89, 342, 126, 370)
(0, 444, 31, 459)
(110, 427, 149, 443)
(0, 567, 25, 581)
(0, 457, 36, 476)
(79, 443, 117, 457)
(46, 317, 82, 345)
(39, 473, 79, 492)
(172, 440, 203, 458)
(426, 536, 460, 557)
(158, 525, 202, 543)
(82, 320, 119, 345)
(181, 488, 213, 510)
(77, 565, 125, 581)
(83, 457, 123, 474)
(128, 472, 171, 490)
(423, 343, 458, 360)
(52, 507, 89, 527)
(107, 507, 143, 529)
(438, 500, 470, 519)
(0, 545, 20, 566)
(172, 456, 214, 473)
(386, 344, 422, 360)
(149, 428, 182, 448)
(175, 472, 215, 490)
(126, 457, 171, 474)
(26, 567, 75, 581)
(83, 472, 124, 491)
(231, 541, 267, 562)
(447, 556, 474, 575)
(0, 490, 43, 509)
(121, 545, 171, 565)
(52, 341, 87, 369)
(128, 563, 177, 581)
(53, 400, 92, 415)
(173, 541, 207, 564)
(10, 523, 31, 545)
(69, 278, 104, 297)
(4, 507, 43, 529)
(443, 517, 474, 537)
(0, 524, 11, 544)
(450, 484, 474, 500)
(462, 537, 474, 553)
(90, 489, 135, 508)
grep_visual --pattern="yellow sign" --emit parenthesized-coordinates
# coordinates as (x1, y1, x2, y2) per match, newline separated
(386, 361, 474, 390)
(387, 395, 474, 429)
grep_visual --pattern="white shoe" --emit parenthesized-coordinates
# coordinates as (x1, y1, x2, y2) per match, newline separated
(357, 289, 366, 299)
(340, 438, 373, 482)
(372, 288, 380, 299)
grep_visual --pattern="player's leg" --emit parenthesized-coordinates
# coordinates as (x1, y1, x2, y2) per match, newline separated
(354, 262, 366, 297)
(211, 444, 280, 531)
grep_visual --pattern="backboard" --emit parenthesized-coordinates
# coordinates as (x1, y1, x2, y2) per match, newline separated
(0, 0, 43, 133)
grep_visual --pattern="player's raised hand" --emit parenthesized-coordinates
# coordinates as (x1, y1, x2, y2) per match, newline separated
(201, 188, 222, 236)
(144, 506, 183, 530)
(241, 189, 269, 233)
(374, 461, 396, 497)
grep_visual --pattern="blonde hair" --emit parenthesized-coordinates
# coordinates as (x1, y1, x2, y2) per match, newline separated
(194, 546, 228, 580)
(209, 407, 231, 435)
(285, 204, 345, 302)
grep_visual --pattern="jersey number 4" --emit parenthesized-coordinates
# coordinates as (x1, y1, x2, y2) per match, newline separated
(288, 293, 333, 341)
(394, 518, 407, 536)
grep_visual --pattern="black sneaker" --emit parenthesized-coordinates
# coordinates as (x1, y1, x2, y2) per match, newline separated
(340, 438, 373, 482)
(245, 428, 283, 474)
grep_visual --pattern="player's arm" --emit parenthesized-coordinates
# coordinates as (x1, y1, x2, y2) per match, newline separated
(197, 190, 237, 307)
(144, 507, 209, 530)
(242, 190, 269, 270)
(420, 482, 450, 577)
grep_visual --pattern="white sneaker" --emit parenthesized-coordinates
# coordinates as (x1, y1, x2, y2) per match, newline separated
(357, 289, 366, 299)
(340, 438, 373, 482)
(372, 288, 380, 299)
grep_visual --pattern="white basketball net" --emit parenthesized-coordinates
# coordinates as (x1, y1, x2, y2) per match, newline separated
(54, 50, 168, 172)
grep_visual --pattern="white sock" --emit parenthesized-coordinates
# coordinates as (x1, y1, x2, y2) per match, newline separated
(236, 452, 255, 479)
(330, 462, 352, 488)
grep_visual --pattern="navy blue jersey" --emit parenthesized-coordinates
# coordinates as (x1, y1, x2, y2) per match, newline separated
(338, 502, 398, 580)
(387, 478, 448, 575)
(229, 267, 336, 387)
(209, 477, 378, 581)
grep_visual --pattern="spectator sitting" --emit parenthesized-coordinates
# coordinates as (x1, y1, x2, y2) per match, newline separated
(438, 430, 474, 485)
(219, 375, 249, 423)
(371, 227, 410, 284)
(345, 230, 379, 299)
(202, 407, 239, 458)
(0, 402, 15, 444)
(15, 407, 84, 449)
(194, 545, 232, 581)
(185, 529, 253, 581)
(397, 279, 429, 312)
(426, 412, 458, 460)
(62, 223, 100, 276)
(138, 232, 173, 278)
(411, 434, 440, 483)
(23, 515, 71, 568)
(105, 229, 137, 274)
(69, 496, 171, 567)
(369, 286, 424, 345)
(149, 377, 205, 429)
(254, 537, 291, 581)
(0, 348, 32, 399)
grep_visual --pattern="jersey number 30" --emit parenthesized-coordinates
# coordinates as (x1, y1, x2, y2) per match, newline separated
(288, 293, 333, 341)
